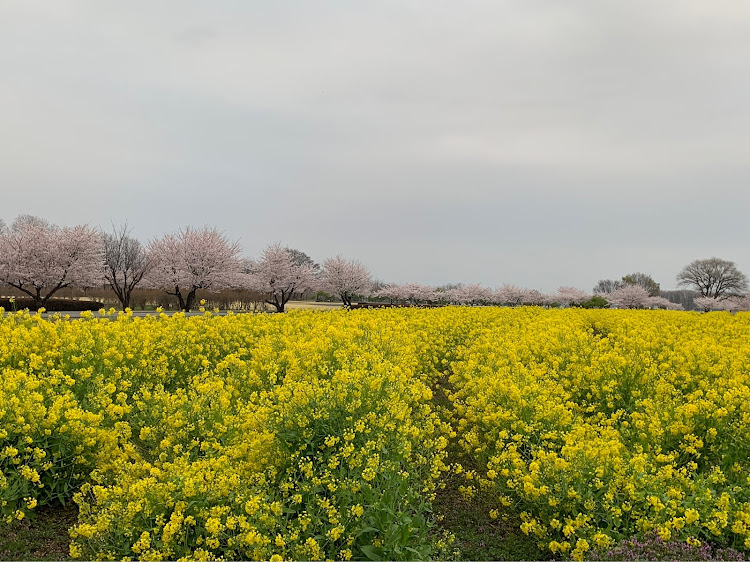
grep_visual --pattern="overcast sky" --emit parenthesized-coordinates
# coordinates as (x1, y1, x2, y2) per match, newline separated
(2, 1, 750, 292)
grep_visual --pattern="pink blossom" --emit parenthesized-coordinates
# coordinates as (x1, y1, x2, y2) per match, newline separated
(146, 227, 243, 311)
(245, 243, 319, 312)
(723, 295, 750, 312)
(371, 284, 401, 303)
(695, 295, 750, 312)
(0, 216, 103, 309)
(396, 283, 438, 304)
(495, 284, 528, 306)
(372, 283, 438, 305)
(554, 286, 590, 307)
(321, 255, 373, 307)
(607, 285, 652, 309)
(693, 296, 720, 312)
(524, 289, 552, 307)
(646, 296, 683, 310)
(445, 283, 494, 305)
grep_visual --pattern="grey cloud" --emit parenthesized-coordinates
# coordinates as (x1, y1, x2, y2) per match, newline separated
(1, 1, 750, 292)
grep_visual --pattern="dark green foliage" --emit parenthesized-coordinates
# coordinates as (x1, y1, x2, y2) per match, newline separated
(621, 272, 661, 296)
(0, 298, 105, 312)
(581, 295, 609, 308)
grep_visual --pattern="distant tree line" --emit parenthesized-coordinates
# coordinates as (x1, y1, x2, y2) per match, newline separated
(593, 261, 749, 311)
(0, 216, 374, 312)
(1, 215, 748, 312)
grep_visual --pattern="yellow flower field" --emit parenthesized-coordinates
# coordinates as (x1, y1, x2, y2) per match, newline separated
(446, 308, 750, 559)
(1, 307, 749, 560)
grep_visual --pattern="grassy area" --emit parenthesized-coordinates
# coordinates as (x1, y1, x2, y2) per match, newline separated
(0, 445, 546, 562)
(0, 504, 76, 561)
(2, 491, 546, 562)
(284, 301, 343, 310)
(430, 375, 548, 561)
(2, 424, 546, 562)
(433, 473, 548, 561)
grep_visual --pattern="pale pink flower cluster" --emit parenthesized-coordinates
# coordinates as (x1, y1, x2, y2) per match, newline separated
(321, 255, 373, 307)
(553, 286, 591, 307)
(244, 243, 320, 312)
(147, 227, 243, 292)
(694, 295, 750, 312)
(444, 283, 495, 305)
(0, 216, 103, 307)
(146, 227, 244, 311)
(372, 283, 441, 304)
(606, 285, 684, 310)
(371, 283, 594, 307)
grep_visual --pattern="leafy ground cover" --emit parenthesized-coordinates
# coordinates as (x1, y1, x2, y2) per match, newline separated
(0, 504, 77, 561)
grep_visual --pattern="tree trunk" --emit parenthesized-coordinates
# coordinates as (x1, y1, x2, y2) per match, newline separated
(107, 270, 127, 310)
(174, 287, 187, 311)
(267, 297, 284, 313)
(121, 289, 131, 310)
(266, 291, 285, 313)
(184, 288, 197, 312)
(280, 290, 293, 313)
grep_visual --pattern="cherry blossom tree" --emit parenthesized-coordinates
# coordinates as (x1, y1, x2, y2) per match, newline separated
(525, 289, 552, 307)
(725, 295, 750, 312)
(416, 284, 441, 304)
(726, 295, 750, 312)
(321, 255, 373, 307)
(147, 227, 242, 312)
(606, 285, 651, 309)
(492, 285, 551, 307)
(0, 215, 103, 309)
(694, 295, 750, 312)
(371, 284, 401, 304)
(397, 283, 437, 304)
(468, 284, 497, 305)
(441, 286, 461, 305)
(554, 286, 590, 307)
(495, 284, 528, 306)
(621, 272, 661, 296)
(246, 243, 319, 312)
(371, 283, 437, 305)
(693, 296, 720, 312)
(646, 295, 683, 310)
(102, 224, 151, 310)
(446, 283, 494, 306)
(677, 257, 749, 298)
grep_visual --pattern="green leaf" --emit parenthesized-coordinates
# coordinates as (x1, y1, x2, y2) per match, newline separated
(360, 544, 382, 561)
(355, 526, 379, 536)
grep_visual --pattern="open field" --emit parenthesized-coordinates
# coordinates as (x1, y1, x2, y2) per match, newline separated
(284, 301, 344, 311)
(1, 307, 749, 560)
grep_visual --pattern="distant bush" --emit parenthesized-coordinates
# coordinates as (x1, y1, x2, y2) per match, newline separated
(580, 295, 609, 309)
(0, 297, 105, 312)
(199, 288, 269, 312)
